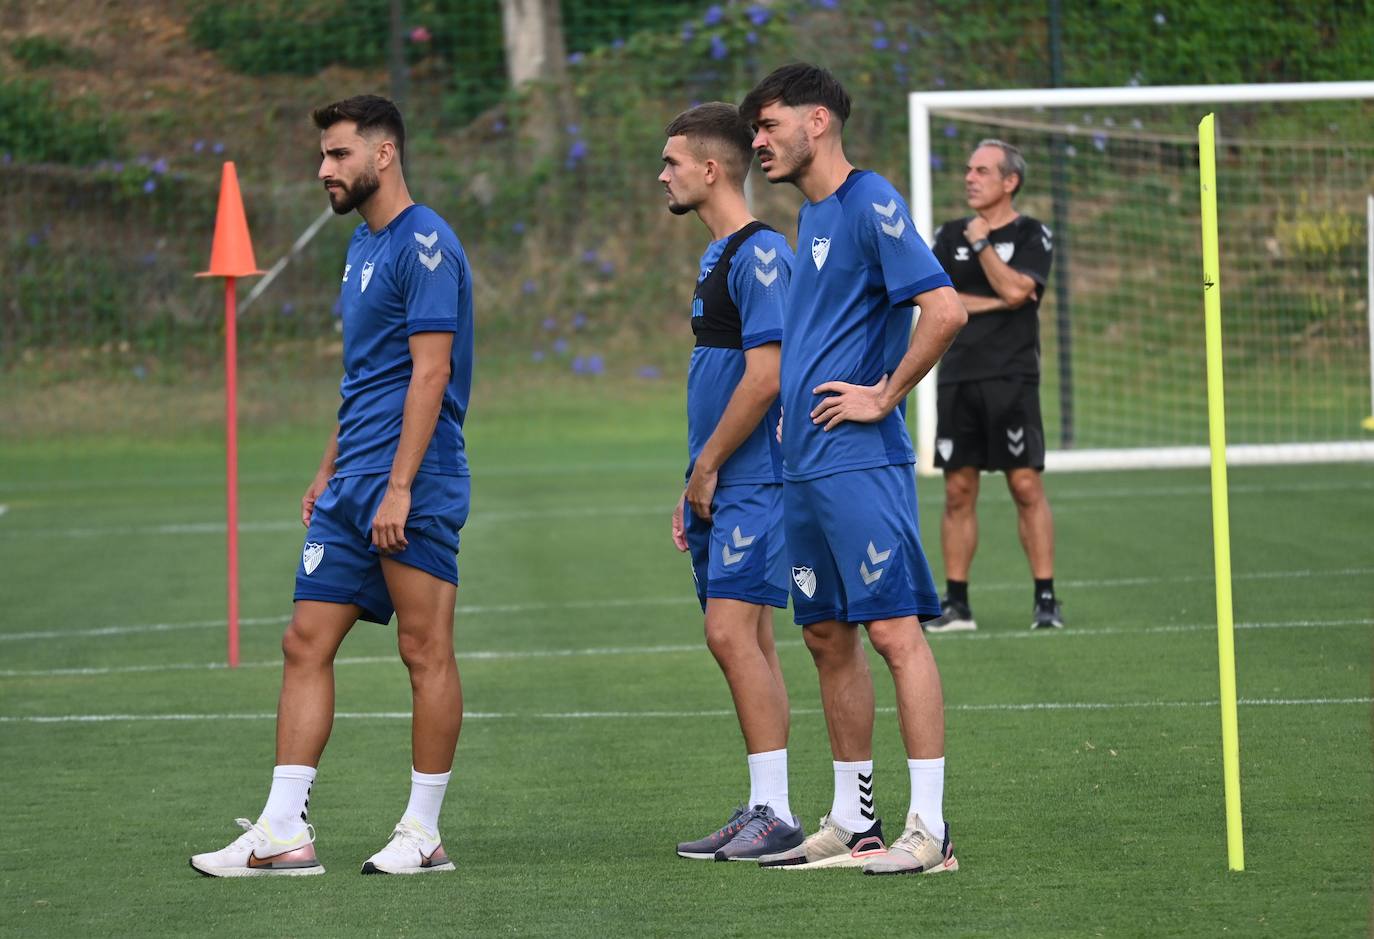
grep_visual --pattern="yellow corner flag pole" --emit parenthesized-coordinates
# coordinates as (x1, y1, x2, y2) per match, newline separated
(1198, 113, 1245, 872)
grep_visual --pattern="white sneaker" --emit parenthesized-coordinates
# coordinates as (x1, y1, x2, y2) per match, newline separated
(360, 818, 455, 875)
(189, 818, 323, 877)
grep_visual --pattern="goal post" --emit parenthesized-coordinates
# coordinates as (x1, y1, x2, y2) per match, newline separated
(908, 81, 1374, 474)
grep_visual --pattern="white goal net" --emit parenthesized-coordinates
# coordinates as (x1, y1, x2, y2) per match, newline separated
(909, 82, 1374, 472)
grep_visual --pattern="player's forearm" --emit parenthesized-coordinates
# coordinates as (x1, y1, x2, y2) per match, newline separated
(882, 288, 967, 410)
(976, 252, 1036, 307)
(387, 367, 448, 491)
(315, 425, 340, 478)
(695, 370, 779, 472)
(958, 292, 1009, 315)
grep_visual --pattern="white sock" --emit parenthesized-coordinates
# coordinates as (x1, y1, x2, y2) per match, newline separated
(829, 759, 875, 833)
(401, 767, 451, 835)
(260, 764, 316, 837)
(747, 748, 793, 821)
(908, 757, 946, 839)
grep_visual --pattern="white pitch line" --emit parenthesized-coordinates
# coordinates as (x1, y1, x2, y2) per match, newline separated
(1, 696, 1368, 725)
(5, 564, 1370, 645)
(1, 618, 1368, 679)
(7, 478, 1372, 540)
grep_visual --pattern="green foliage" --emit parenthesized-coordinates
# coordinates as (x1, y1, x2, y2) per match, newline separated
(8, 35, 95, 70)
(187, 0, 390, 76)
(0, 78, 120, 164)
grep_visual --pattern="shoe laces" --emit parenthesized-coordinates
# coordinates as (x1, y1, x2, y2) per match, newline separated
(733, 809, 779, 844)
(232, 817, 314, 849)
(388, 821, 436, 853)
(891, 823, 936, 857)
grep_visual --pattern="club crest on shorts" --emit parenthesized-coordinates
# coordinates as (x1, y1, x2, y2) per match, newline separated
(302, 542, 325, 575)
(811, 236, 830, 270)
(937, 437, 954, 462)
(792, 566, 817, 599)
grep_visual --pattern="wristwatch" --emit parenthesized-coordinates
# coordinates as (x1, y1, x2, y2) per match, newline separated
(970, 238, 990, 254)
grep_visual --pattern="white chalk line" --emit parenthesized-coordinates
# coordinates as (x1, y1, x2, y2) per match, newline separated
(1, 617, 1368, 679)
(2, 696, 1368, 725)
(5, 477, 1371, 540)
(4, 565, 1369, 645)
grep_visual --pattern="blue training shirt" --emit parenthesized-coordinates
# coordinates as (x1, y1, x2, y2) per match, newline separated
(781, 171, 952, 482)
(334, 203, 474, 478)
(686, 226, 791, 486)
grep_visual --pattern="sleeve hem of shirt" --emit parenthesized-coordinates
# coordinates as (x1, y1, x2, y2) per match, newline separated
(889, 272, 953, 307)
(741, 329, 783, 350)
(406, 319, 459, 335)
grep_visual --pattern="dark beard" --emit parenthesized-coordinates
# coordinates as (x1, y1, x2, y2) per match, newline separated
(328, 167, 380, 215)
(772, 136, 814, 186)
(667, 200, 693, 216)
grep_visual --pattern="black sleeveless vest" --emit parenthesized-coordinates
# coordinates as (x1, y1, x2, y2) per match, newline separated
(692, 221, 776, 349)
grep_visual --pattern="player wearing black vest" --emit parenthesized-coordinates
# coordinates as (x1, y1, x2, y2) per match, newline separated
(928, 139, 1063, 632)
(659, 103, 805, 863)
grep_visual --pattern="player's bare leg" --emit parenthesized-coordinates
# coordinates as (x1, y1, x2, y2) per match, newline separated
(705, 598, 789, 752)
(929, 468, 980, 632)
(940, 467, 980, 580)
(382, 558, 462, 773)
(802, 619, 874, 762)
(276, 600, 362, 765)
(361, 559, 461, 875)
(1005, 468, 1053, 579)
(860, 616, 957, 876)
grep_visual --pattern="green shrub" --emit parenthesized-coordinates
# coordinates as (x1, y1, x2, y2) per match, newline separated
(9, 35, 94, 70)
(0, 78, 120, 163)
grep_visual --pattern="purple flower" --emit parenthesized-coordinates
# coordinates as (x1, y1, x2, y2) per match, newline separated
(709, 35, 727, 60)
(934, 75, 946, 87)
(553, 337, 569, 355)
(586, 355, 605, 375)
(745, 30, 758, 44)
(598, 259, 615, 276)
(565, 139, 588, 169)
(568, 51, 585, 65)
(26, 232, 44, 247)
(581, 248, 598, 263)
(943, 124, 958, 138)
(566, 123, 581, 136)
(522, 279, 538, 295)
(143, 179, 157, 193)
(2, 152, 11, 164)
(151, 158, 168, 175)
(212, 142, 225, 154)
(813, 0, 838, 8)
(571, 356, 587, 374)
(897, 41, 909, 53)
(930, 155, 944, 171)
(1092, 133, 1107, 152)
(747, 5, 770, 25)
(872, 36, 888, 50)
(111, 161, 124, 172)
(281, 301, 295, 315)
(572, 312, 588, 330)
(141, 251, 159, 267)
(512, 221, 526, 234)
(542, 316, 558, 331)
(532, 349, 546, 363)
(637, 365, 661, 380)
(703, 5, 723, 26)
(192, 140, 206, 153)
(611, 38, 625, 49)
(492, 119, 506, 133)
(873, 19, 886, 32)
(681, 24, 695, 42)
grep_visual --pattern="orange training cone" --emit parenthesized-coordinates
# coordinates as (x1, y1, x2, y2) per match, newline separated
(197, 161, 264, 278)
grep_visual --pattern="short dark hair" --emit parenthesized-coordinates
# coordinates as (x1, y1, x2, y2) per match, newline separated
(664, 102, 754, 184)
(740, 63, 851, 128)
(312, 95, 406, 165)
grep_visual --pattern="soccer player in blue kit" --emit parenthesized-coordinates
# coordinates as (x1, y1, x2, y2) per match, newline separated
(657, 103, 806, 862)
(740, 65, 969, 875)
(191, 96, 473, 877)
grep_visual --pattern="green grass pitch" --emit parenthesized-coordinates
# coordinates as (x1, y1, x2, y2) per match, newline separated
(1, 388, 1370, 937)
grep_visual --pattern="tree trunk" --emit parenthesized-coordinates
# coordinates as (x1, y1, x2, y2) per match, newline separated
(500, 0, 572, 166)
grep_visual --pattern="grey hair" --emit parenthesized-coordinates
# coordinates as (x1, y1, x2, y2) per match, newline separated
(977, 138, 1026, 197)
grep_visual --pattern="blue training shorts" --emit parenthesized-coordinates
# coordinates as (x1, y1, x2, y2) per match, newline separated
(783, 464, 940, 627)
(683, 482, 789, 612)
(293, 472, 470, 625)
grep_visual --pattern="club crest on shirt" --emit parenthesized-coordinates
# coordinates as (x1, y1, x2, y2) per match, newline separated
(302, 542, 325, 575)
(792, 566, 817, 598)
(994, 242, 1015, 263)
(811, 237, 830, 270)
(359, 260, 375, 293)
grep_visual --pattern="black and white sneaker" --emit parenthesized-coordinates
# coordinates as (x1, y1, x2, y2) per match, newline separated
(1031, 593, 1064, 629)
(923, 597, 977, 633)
